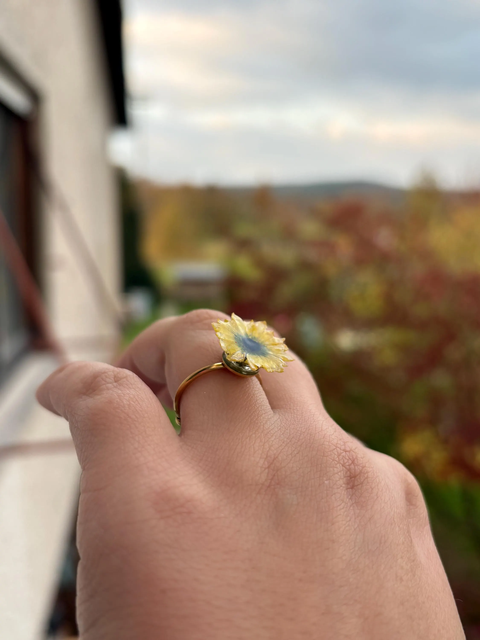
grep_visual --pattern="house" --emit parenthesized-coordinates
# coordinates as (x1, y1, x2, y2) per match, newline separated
(163, 261, 226, 304)
(0, 1, 126, 637)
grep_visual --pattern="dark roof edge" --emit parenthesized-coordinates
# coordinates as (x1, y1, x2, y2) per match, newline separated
(94, 0, 127, 126)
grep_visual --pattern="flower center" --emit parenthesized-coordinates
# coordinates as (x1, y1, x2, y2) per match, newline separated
(236, 333, 269, 356)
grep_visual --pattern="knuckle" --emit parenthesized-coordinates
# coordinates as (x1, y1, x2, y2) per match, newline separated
(80, 365, 135, 401)
(381, 456, 430, 527)
(330, 434, 375, 499)
(179, 308, 227, 331)
(72, 364, 139, 417)
(398, 465, 429, 519)
(402, 468, 424, 506)
(150, 472, 219, 524)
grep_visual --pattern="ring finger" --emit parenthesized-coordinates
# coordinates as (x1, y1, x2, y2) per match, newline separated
(117, 309, 274, 437)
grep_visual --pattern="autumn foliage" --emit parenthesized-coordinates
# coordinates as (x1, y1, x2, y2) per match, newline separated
(228, 181, 480, 483)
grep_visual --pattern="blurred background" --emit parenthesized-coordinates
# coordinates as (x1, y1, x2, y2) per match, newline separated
(0, 0, 480, 638)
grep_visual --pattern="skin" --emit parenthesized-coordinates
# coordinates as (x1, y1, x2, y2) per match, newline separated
(37, 309, 465, 639)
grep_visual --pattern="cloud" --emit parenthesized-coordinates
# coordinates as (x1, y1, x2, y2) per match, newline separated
(114, 0, 480, 186)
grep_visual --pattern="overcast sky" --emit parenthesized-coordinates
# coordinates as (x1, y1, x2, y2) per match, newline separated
(110, 0, 480, 187)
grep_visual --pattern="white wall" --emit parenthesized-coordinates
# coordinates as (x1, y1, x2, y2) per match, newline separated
(0, 0, 121, 348)
(0, 1, 123, 637)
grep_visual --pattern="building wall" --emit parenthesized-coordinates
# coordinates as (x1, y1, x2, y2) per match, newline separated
(0, 0, 121, 348)
(0, 2, 123, 638)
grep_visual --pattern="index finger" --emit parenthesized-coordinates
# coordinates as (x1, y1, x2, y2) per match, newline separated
(36, 361, 180, 479)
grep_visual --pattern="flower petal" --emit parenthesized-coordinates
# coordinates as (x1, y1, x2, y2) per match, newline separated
(213, 314, 293, 372)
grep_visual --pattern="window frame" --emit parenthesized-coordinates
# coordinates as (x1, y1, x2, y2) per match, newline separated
(0, 61, 39, 385)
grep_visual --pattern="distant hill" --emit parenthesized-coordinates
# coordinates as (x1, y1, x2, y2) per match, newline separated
(227, 180, 405, 204)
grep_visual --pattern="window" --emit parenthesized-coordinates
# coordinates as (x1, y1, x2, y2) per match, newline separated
(0, 101, 34, 384)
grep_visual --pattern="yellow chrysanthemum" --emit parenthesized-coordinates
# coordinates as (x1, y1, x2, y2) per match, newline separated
(212, 313, 293, 373)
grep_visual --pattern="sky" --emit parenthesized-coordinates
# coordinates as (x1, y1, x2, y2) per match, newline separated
(110, 0, 480, 187)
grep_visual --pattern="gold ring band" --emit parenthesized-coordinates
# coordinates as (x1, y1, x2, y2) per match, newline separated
(174, 354, 260, 426)
(173, 313, 293, 427)
(174, 362, 225, 426)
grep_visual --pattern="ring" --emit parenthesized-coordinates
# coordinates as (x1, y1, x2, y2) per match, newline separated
(174, 313, 293, 426)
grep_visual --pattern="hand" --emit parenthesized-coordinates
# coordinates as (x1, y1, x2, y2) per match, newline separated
(37, 310, 464, 639)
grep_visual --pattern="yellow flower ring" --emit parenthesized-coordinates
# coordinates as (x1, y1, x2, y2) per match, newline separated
(174, 313, 293, 426)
